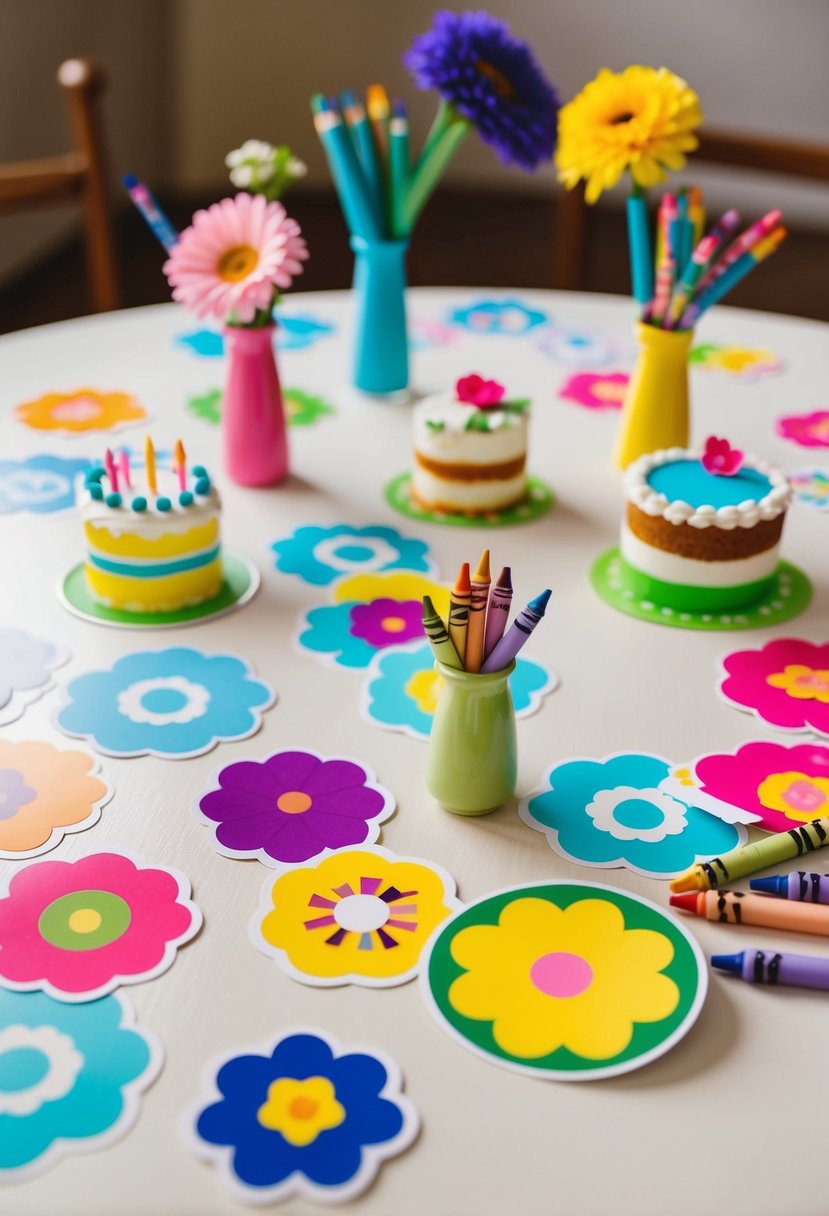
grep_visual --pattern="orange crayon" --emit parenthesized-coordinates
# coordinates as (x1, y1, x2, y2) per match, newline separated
(448, 561, 471, 665)
(465, 548, 491, 673)
(671, 890, 829, 938)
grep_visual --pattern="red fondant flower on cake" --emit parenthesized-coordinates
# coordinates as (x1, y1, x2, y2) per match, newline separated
(701, 435, 744, 477)
(455, 374, 506, 409)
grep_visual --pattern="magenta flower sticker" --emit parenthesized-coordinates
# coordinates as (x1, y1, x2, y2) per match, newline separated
(701, 435, 744, 477)
(0, 851, 201, 1001)
(349, 599, 423, 649)
(777, 410, 829, 449)
(692, 740, 829, 833)
(196, 749, 395, 868)
(558, 372, 629, 410)
(719, 638, 829, 736)
(455, 373, 506, 409)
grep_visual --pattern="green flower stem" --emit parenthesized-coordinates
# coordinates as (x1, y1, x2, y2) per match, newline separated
(402, 105, 470, 233)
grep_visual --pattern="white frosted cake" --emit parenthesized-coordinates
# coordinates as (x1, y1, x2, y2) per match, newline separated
(412, 376, 529, 514)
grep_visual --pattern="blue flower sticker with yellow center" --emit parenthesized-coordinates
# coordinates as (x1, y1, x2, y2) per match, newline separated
(449, 298, 549, 335)
(0, 455, 91, 515)
(272, 524, 434, 587)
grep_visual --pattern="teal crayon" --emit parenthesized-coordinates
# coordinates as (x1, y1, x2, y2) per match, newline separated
(422, 596, 462, 670)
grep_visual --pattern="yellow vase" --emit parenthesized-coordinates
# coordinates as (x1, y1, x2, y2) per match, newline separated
(614, 323, 694, 469)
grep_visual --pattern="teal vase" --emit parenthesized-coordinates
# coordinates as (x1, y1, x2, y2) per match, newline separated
(350, 235, 409, 394)
(426, 660, 517, 816)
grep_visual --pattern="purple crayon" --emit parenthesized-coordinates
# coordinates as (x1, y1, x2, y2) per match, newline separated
(713, 948, 829, 992)
(751, 871, 829, 904)
(483, 566, 513, 660)
(480, 588, 551, 674)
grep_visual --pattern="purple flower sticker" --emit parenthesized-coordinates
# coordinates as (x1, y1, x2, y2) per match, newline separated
(195, 749, 395, 868)
(349, 600, 423, 649)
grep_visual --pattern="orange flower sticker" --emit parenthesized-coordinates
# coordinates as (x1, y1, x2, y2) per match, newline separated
(0, 740, 110, 857)
(15, 388, 148, 435)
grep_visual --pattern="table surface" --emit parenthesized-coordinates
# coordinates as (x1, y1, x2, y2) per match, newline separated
(1, 288, 828, 1216)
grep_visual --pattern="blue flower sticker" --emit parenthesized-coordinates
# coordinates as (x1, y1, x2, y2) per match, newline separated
(189, 1029, 418, 1204)
(275, 312, 335, 351)
(362, 640, 557, 740)
(0, 455, 91, 515)
(449, 298, 549, 335)
(0, 989, 160, 1179)
(272, 524, 434, 587)
(519, 753, 743, 878)
(175, 329, 225, 357)
(55, 647, 275, 758)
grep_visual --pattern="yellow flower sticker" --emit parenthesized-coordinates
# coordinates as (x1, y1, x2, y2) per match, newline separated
(257, 1076, 345, 1146)
(332, 570, 450, 619)
(15, 388, 148, 435)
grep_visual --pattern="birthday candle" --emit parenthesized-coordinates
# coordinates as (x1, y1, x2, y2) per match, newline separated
(465, 549, 491, 673)
(483, 567, 513, 659)
(103, 448, 119, 494)
(117, 448, 132, 490)
(144, 436, 157, 495)
(174, 439, 187, 493)
(422, 596, 462, 670)
(448, 562, 471, 666)
(481, 589, 551, 674)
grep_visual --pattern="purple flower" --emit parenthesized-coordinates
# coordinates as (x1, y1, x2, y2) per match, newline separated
(404, 11, 558, 170)
(196, 750, 395, 867)
(349, 599, 423, 649)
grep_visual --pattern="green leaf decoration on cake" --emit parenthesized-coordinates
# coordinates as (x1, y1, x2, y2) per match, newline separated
(463, 411, 495, 433)
(503, 398, 530, 413)
(426, 419, 446, 433)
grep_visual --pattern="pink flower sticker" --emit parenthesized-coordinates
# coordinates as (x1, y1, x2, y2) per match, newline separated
(558, 372, 629, 410)
(701, 435, 744, 477)
(0, 851, 201, 1001)
(693, 740, 829, 833)
(777, 410, 829, 449)
(455, 373, 506, 409)
(719, 638, 829, 736)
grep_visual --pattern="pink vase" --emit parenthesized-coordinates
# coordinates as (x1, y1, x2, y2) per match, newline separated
(222, 323, 289, 486)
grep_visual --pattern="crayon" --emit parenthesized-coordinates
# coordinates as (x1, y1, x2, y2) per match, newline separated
(123, 173, 179, 252)
(680, 227, 787, 328)
(712, 948, 829, 991)
(483, 566, 513, 660)
(670, 889, 829, 938)
(670, 819, 829, 893)
(751, 871, 829, 904)
(421, 595, 462, 670)
(626, 192, 653, 306)
(699, 207, 783, 293)
(448, 562, 471, 665)
(665, 233, 718, 329)
(465, 549, 491, 674)
(649, 193, 677, 326)
(481, 588, 551, 674)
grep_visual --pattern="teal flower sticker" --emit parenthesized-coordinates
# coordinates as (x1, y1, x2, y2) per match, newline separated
(449, 298, 549, 335)
(273, 524, 434, 587)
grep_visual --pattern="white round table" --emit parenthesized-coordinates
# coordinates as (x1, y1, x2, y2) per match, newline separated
(1, 289, 827, 1216)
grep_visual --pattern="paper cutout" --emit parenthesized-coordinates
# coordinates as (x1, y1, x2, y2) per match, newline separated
(272, 524, 435, 587)
(187, 1027, 418, 1205)
(0, 628, 70, 727)
(519, 752, 744, 878)
(448, 298, 549, 335)
(14, 389, 148, 436)
(0, 455, 91, 515)
(55, 646, 275, 758)
(538, 326, 626, 368)
(196, 749, 395, 868)
(0, 989, 161, 1180)
(408, 318, 459, 350)
(176, 329, 224, 357)
(777, 410, 829, 448)
(0, 851, 201, 1001)
(558, 371, 629, 410)
(361, 639, 557, 740)
(187, 387, 335, 428)
(0, 740, 111, 859)
(719, 638, 829, 737)
(297, 570, 449, 670)
(252, 845, 461, 987)
(176, 314, 335, 358)
(689, 343, 784, 381)
(385, 473, 554, 529)
(789, 467, 829, 510)
(422, 881, 706, 1081)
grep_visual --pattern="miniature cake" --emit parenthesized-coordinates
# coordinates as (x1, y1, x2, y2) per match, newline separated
(621, 438, 792, 611)
(412, 374, 529, 514)
(78, 444, 222, 613)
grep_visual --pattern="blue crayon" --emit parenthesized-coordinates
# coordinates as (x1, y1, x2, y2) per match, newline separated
(751, 872, 829, 904)
(123, 173, 179, 252)
(480, 589, 551, 674)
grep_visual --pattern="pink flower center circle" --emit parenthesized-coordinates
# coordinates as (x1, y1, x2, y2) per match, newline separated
(530, 951, 593, 999)
(51, 398, 102, 422)
(276, 790, 312, 815)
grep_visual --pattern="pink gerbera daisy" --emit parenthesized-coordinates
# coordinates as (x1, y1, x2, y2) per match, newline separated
(163, 192, 308, 324)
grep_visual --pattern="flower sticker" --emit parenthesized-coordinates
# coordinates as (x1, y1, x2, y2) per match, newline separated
(455, 373, 506, 408)
(361, 639, 557, 740)
(0, 852, 201, 1001)
(777, 410, 829, 449)
(0, 740, 111, 859)
(422, 882, 706, 1080)
(519, 753, 744, 878)
(789, 468, 829, 510)
(55, 647, 275, 758)
(0, 628, 70, 727)
(689, 343, 784, 381)
(272, 524, 434, 587)
(690, 740, 829, 833)
(701, 435, 744, 477)
(15, 389, 148, 436)
(176, 314, 334, 357)
(196, 749, 395, 868)
(0, 989, 160, 1179)
(408, 318, 459, 351)
(537, 326, 623, 368)
(0, 455, 91, 515)
(558, 371, 629, 410)
(187, 386, 335, 428)
(252, 846, 461, 987)
(297, 571, 449, 669)
(719, 638, 829, 736)
(187, 1028, 418, 1204)
(449, 298, 549, 335)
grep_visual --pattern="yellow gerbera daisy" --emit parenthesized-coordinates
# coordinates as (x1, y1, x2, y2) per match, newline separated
(556, 66, 703, 203)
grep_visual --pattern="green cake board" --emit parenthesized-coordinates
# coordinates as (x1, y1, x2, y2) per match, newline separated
(384, 473, 554, 528)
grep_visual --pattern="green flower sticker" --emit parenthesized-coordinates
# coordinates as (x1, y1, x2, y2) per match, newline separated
(186, 389, 335, 429)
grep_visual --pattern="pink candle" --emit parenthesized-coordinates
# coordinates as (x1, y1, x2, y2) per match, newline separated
(103, 448, 119, 494)
(118, 448, 132, 489)
(174, 439, 187, 493)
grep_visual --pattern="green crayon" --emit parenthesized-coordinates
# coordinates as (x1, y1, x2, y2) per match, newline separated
(671, 818, 829, 894)
(422, 596, 462, 670)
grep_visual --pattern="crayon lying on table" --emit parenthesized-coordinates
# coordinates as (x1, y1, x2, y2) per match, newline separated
(422, 596, 462, 670)
(480, 588, 550, 674)
(712, 948, 829, 991)
(751, 871, 829, 904)
(669, 819, 829, 893)
(670, 890, 829, 937)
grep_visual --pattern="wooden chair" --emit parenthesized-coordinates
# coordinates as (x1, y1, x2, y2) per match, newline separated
(0, 58, 119, 312)
(553, 127, 829, 291)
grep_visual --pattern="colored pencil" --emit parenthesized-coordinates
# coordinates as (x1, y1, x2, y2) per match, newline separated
(342, 89, 386, 234)
(366, 84, 391, 164)
(312, 106, 384, 240)
(688, 185, 705, 244)
(123, 173, 179, 253)
(680, 227, 787, 328)
(465, 549, 491, 673)
(665, 233, 718, 329)
(697, 208, 782, 294)
(626, 191, 653, 306)
(448, 562, 471, 666)
(389, 99, 410, 239)
(649, 194, 678, 326)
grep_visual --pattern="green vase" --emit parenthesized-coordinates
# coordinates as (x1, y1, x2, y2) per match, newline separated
(426, 660, 517, 816)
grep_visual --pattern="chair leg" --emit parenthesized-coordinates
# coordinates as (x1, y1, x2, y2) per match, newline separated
(553, 184, 587, 292)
